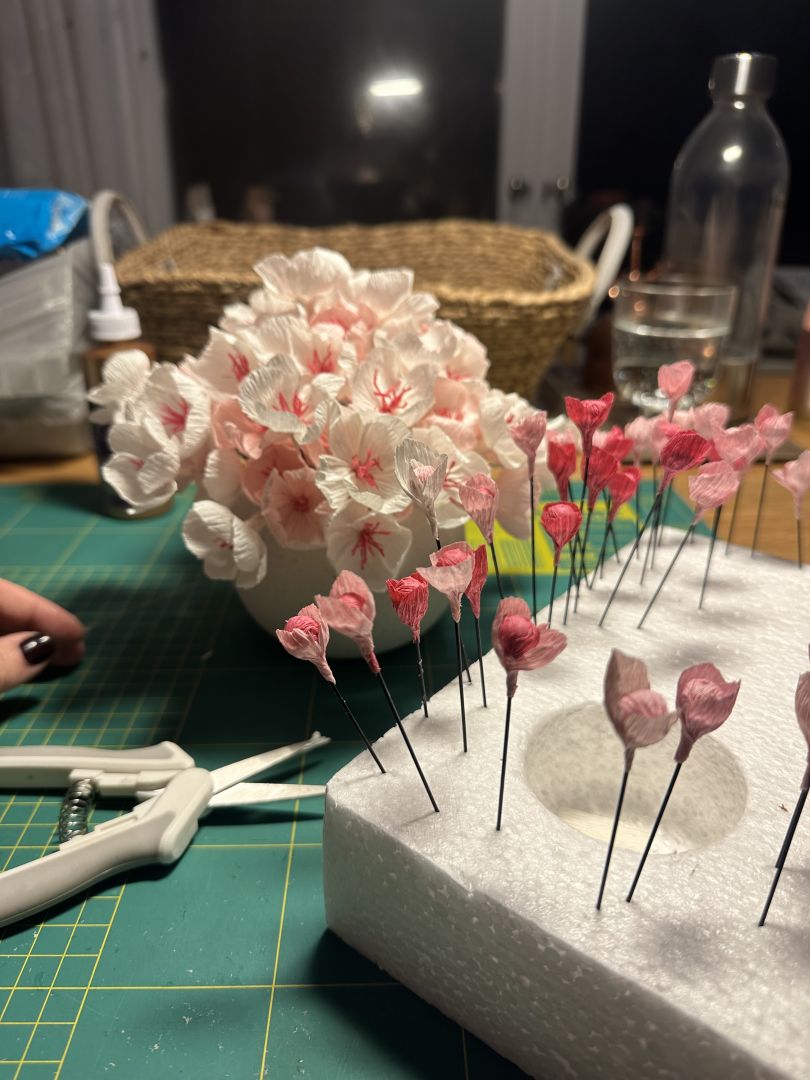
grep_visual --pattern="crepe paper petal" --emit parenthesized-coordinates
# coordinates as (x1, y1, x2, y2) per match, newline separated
(659, 431, 711, 490)
(772, 451, 810, 520)
(182, 501, 267, 588)
(465, 544, 489, 620)
(606, 467, 641, 522)
(276, 604, 334, 684)
(325, 503, 412, 591)
(564, 393, 615, 456)
(615, 690, 678, 756)
(540, 501, 582, 564)
(507, 407, 548, 474)
(650, 418, 681, 464)
(386, 572, 430, 643)
(586, 447, 619, 510)
(547, 434, 578, 500)
(593, 425, 634, 462)
(755, 404, 793, 465)
(712, 423, 764, 471)
(459, 472, 499, 545)
(316, 570, 380, 673)
(211, 398, 267, 460)
(624, 417, 654, 463)
(394, 437, 449, 542)
(417, 557, 474, 623)
(241, 442, 304, 505)
(658, 360, 695, 419)
(604, 649, 650, 728)
(674, 662, 741, 763)
(692, 402, 731, 441)
(687, 461, 740, 517)
(491, 596, 567, 698)
(261, 467, 327, 550)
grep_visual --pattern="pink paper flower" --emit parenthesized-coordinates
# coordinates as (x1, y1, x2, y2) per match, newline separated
(586, 446, 619, 510)
(459, 472, 499, 544)
(675, 663, 740, 763)
(316, 570, 380, 673)
(276, 604, 334, 684)
(261, 467, 327, 549)
(465, 544, 489, 619)
(755, 404, 793, 465)
(492, 597, 566, 698)
(772, 450, 810, 519)
(506, 407, 547, 474)
(417, 550, 473, 623)
(242, 442, 304, 505)
(211, 399, 267, 460)
(712, 423, 763, 472)
(604, 649, 677, 766)
(606, 466, 641, 522)
(659, 430, 711, 490)
(692, 402, 730, 441)
(658, 360, 695, 419)
(565, 393, 614, 456)
(540, 501, 582, 564)
(687, 461, 740, 518)
(624, 417, 653, 464)
(546, 434, 578, 501)
(593, 425, 634, 461)
(385, 572, 430, 643)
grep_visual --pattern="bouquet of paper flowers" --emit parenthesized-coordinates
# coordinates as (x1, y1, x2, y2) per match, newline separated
(91, 248, 562, 592)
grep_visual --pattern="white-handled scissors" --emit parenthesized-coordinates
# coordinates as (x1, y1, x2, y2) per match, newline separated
(0, 733, 329, 927)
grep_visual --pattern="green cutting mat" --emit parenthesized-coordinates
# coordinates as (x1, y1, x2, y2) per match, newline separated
(0, 482, 692, 1079)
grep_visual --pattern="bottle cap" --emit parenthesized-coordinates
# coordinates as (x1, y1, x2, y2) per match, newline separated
(709, 53, 777, 100)
(88, 262, 142, 342)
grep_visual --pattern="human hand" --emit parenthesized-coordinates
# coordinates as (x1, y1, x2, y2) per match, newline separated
(0, 579, 86, 693)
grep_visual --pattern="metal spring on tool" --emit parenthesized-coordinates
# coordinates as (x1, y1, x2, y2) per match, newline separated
(58, 778, 97, 843)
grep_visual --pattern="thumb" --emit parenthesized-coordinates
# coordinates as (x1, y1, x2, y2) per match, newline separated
(0, 633, 55, 694)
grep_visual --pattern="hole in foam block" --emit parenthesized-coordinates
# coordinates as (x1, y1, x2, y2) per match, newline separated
(525, 703, 747, 854)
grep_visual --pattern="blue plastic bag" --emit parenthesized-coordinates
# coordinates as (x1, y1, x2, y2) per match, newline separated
(0, 189, 88, 259)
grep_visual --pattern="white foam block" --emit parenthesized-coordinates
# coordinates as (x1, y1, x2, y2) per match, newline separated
(323, 530, 810, 1079)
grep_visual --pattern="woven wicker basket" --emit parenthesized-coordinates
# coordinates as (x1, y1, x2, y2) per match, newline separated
(116, 218, 594, 400)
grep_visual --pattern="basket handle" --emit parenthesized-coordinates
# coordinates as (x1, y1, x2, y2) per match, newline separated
(572, 203, 634, 334)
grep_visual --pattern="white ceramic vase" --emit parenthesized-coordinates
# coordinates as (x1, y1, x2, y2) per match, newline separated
(237, 514, 465, 657)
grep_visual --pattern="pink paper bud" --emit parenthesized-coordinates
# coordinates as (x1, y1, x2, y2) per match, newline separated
(586, 446, 619, 510)
(606, 466, 641, 522)
(459, 472, 499, 544)
(564, 392, 614, 456)
(692, 402, 731, 441)
(624, 416, 654, 463)
(659, 431, 711, 490)
(712, 424, 763, 472)
(547, 435, 578, 500)
(276, 604, 334, 684)
(650, 418, 681, 464)
(492, 596, 566, 698)
(507, 408, 547, 474)
(755, 404, 793, 465)
(417, 552, 474, 622)
(540, 501, 583, 564)
(593, 425, 634, 461)
(687, 461, 740, 517)
(385, 572, 430, 643)
(658, 360, 695, 419)
(772, 451, 810, 520)
(675, 662, 740, 763)
(603, 649, 676, 766)
(465, 544, 489, 619)
(316, 569, 380, 673)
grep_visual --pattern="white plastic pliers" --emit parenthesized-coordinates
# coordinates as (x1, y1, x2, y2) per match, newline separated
(0, 733, 329, 928)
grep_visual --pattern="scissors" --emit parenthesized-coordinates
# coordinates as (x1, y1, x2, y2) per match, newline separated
(0, 733, 329, 928)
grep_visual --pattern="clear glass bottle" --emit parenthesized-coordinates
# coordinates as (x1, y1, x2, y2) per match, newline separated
(662, 53, 789, 419)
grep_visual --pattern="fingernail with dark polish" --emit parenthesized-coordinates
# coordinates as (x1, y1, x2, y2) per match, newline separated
(21, 634, 54, 665)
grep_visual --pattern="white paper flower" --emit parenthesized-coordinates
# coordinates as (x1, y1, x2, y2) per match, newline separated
(326, 502, 412, 591)
(261, 466, 327, 550)
(246, 313, 353, 397)
(351, 346, 434, 427)
(238, 354, 326, 443)
(202, 448, 244, 507)
(315, 411, 410, 515)
(139, 364, 211, 458)
(422, 377, 481, 451)
(394, 436, 448, 542)
(182, 328, 262, 398)
(420, 320, 489, 386)
(255, 247, 352, 304)
(87, 349, 151, 425)
(479, 389, 537, 468)
(182, 501, 267, 587)
(102, 422, 180, 511)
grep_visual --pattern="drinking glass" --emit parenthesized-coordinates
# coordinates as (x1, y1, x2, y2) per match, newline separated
(612, 279, 737, 413)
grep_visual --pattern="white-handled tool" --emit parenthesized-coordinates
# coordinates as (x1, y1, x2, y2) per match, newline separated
(0, 733, 330, 927)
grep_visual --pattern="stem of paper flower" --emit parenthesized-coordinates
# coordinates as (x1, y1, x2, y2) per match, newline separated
(578, 506, 595, 584)
(495, 695, 513, 831)
(750, 464, 769, 557)
(563, 541, 577, 626)
(608, 522, 621, 563)
(329, 682, 385, 774)
(473, 616, 488, 707)
(626, 763, 682, 903)
(548, 561, 559, 627)
(589, 526, 610, 590)
(634, 484, 641, 550)
(460, 633, 473, 685)
(658, 485, 673, 546)
(599, 492, 663, 627)
(640, 510, 656, 586)
(724, 473, 745, 554)
(376, 672, 439, 813)
(775, 784, 808, 870)
(698, 506, 722, 609)
(649, 491, 663, 573)
(415, 639, 429, 718)
(489, 541, 505, 599)
(596, 766, 630, 910)
(798, 519, 803, 571)
(453, 620, 468, 752)
(530, 473, 537, 623)
(637, 524, 695, 629)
